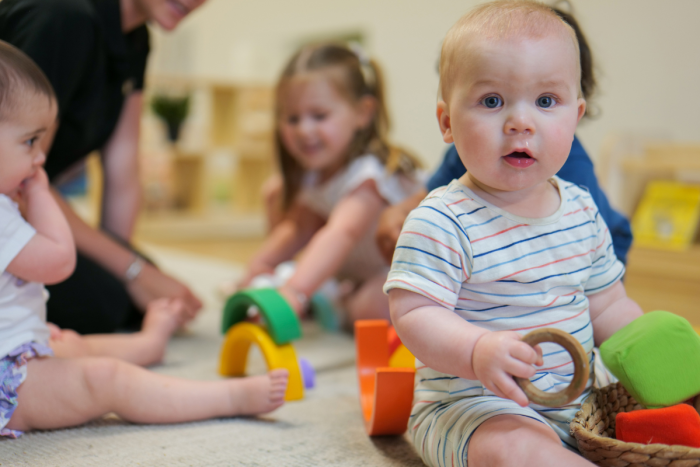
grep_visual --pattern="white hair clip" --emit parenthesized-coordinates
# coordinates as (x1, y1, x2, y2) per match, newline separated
(348, 41, 375, 90)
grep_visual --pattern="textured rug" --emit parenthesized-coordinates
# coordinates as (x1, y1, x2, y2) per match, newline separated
(0, 245, 423, 466)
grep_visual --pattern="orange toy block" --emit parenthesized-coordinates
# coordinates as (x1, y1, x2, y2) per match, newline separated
(355, 320, 415, 436)
(387, 325, 402, 356)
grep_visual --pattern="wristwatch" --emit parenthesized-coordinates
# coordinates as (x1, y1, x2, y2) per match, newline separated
(125, 255, 145, 282)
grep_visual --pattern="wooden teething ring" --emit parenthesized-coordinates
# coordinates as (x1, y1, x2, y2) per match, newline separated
(514, 328, 590, 407)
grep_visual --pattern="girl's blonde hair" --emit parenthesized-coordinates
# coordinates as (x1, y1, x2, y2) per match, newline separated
(275, 43, 420, 210)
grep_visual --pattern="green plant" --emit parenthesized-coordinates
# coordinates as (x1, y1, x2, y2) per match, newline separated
(151, 94, 190, 124)
(151, 94, 190, 141)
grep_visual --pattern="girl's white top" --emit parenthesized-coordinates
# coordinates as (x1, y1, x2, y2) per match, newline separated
(0, 194, 50, 359)
(298, 154, 425, 282)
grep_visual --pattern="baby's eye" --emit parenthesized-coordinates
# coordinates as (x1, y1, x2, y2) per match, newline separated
(537, 96, 555, 108)
(25, 137, 38, 147)
(313, 113, 327, 121)
(481, 95, 502, 109)
(285, 115, 299, 125)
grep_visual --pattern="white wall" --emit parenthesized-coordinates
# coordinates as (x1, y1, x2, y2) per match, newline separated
(148, 0, 700, 171)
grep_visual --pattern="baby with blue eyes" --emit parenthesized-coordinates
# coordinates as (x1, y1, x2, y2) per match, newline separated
(383, 1, 643, 466)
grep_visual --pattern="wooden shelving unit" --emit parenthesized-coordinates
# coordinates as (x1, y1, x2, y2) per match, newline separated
(599, 135, 700, 325)
(136, 74, 277, 240)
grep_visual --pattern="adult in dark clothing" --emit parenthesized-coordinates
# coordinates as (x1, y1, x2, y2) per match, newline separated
(0, 0, 207, 333)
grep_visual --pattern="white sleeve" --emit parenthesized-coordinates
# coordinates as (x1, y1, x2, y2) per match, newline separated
(0, 195, 36, 273)
(384, 195, 472, 311)
(583, 209, 625, 295)
(342, 155, 423, 205)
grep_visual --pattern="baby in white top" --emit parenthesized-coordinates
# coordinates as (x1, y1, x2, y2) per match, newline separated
(0, 40, 287, 437)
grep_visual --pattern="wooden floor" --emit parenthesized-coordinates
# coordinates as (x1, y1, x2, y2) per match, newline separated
(145, 237, 700, 326)
(143, 237, 266, 265)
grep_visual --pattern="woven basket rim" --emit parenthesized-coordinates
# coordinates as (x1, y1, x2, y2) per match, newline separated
(571, 383, 700, 454)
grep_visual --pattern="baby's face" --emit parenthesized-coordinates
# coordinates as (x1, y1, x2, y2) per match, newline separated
(0, 92, 56, 197)
(438, 32, 585, 194)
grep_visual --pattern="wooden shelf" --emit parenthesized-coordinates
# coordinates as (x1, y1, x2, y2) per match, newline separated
(139, 74, 276, 223)
(625, 244, 700, 326)
(598, 136, 700, 325)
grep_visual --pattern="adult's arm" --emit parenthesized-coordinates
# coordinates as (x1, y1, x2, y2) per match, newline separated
(100, 92, 143, 241)
(51, 189, 202, 318)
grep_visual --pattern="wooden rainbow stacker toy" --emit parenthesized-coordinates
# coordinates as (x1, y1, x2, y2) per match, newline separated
(219, 288, 313, 401)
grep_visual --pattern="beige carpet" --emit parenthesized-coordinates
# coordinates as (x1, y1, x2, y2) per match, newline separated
(0, 246, 423, 466)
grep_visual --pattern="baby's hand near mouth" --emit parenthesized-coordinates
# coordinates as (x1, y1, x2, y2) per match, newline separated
(20, 168, 49, 196)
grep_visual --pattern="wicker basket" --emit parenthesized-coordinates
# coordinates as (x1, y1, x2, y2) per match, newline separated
(570, 382, 700, 466)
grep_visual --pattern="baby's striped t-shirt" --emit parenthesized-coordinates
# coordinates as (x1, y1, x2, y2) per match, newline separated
(384, 176, 624, 417)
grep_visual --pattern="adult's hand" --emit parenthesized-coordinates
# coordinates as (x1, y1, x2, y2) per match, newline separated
(375, 188, 427, 264)
(126, 262, 203, 320)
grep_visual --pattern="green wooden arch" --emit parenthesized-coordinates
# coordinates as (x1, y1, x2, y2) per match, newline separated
(221, 288, 302, 345)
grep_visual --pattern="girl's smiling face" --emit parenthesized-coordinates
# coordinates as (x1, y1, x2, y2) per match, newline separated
(0, 92, 56, 197)
(278, 72, 373, 179)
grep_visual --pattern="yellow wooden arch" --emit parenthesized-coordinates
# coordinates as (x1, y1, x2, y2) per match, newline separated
(219, 322, 304, 401)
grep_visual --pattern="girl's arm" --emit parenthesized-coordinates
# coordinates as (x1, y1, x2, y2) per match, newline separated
(100, 92, 142, 241)
(6, 169, 75, 284)
(389, 288, 542, 407)
(280, 180, 387, 307)
(375, 187, 427, 264)
(588, 281, 643, 345)
(241, 203, 325, 286)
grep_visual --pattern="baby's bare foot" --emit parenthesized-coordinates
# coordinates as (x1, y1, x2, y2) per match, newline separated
(229, 369, 289, 416)
(142, 298, 188, 339)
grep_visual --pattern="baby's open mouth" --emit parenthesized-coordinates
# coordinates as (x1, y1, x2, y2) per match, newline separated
(503, 151, 535, 168)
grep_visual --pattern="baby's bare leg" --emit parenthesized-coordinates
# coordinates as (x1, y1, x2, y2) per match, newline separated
(6, 357, 288, 432)
(344, 271, 390, 323)
(50, 299, 187, 366)
(468, 414, 593, 466)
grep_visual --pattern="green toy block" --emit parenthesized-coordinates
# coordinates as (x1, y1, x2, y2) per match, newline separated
(600, 311, 700, 408)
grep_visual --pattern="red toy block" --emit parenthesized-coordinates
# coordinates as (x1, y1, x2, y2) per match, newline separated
(616, 403, 700, 447)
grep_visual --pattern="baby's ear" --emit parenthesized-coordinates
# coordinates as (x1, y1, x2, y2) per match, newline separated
(437, 101, 454, 143)
(576, 97, 587, 124)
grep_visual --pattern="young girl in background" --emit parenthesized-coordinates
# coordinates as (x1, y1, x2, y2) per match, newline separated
(240, 43, 424, 324)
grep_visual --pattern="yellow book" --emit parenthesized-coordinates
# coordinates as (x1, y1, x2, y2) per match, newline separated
(632, 180, 700, 250)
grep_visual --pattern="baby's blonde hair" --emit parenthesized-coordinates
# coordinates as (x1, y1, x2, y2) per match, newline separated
(439, 0, 581, 100)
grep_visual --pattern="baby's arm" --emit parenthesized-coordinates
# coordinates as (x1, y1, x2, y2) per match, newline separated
(6, 168, 75, 284)
(280, 180, 387, 308)
(390, 288, 542, 407)
(241, 202, 325, 286)
(588, 281, 643, 345)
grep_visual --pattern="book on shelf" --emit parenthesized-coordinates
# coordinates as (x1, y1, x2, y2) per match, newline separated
(632, 180, 700, 251)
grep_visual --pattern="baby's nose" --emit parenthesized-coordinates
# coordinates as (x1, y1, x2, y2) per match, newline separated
(504, 109, 535, 135)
